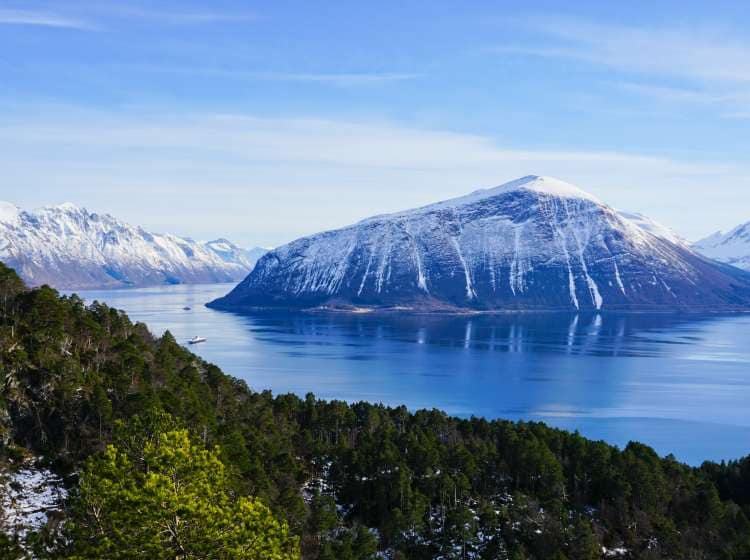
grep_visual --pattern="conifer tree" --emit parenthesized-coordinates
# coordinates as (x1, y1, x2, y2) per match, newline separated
(62, 429, 299, 560)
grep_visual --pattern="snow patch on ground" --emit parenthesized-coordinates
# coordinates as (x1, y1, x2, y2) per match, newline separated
(0, 463, 67, 539)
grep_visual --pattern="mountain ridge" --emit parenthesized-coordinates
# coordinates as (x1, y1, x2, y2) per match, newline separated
(694, 221, 750, 270)
(0, 201, 267, 289)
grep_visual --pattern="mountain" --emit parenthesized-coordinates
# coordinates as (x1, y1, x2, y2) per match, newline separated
(203, 239, 268, 270)
(0, 202, 265, 289)
(209, 175, 750, 312)
(694, 222, 750, 270)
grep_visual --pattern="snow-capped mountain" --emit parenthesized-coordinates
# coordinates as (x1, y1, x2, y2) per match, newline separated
(204, 239, 267, 271)
(209, 175, 750, 312)
(0, 202, 264, 289)
(694, 222, 750, 270)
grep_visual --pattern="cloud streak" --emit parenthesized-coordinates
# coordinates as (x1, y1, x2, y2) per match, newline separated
(0, 5, 256, 30)
(613, 82, 750, 119)
(2, 108, 748, 243)
(0, 110, 731, 173)
(494, 17, 750, 119)
(498, 17, 750, 84)
(97, 5, 257, 25)
(0, 8, 93, 29)
(248, 72, 422, 86)
(129, 65, 422, 86)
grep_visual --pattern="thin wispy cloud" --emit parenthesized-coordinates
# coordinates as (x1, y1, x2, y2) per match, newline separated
(494, 17, 750, 118)
(127, 65, 421, 86)
(0, 8, 93, 29)
(2, 108, 748, 243)
(151, 11, 256, 24)
(251, 72, 422, 86)
(618, 83, 727, 104)
(499, 17, 750, 83)
(104, 6, 257, 25)
(4, 110, 726, 173)
(0, 4, 256, 30)
(615, 82, 750, 118)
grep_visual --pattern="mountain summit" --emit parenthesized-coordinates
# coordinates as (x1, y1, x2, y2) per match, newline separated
(0, 202, 266, 289)
(210, 176, 750, 312)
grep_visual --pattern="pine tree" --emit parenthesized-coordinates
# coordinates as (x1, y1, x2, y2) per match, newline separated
(568, 518, 600, 560)
(61, 429, 299, 559)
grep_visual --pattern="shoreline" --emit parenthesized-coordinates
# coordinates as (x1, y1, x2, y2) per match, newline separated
(205, 300, 750, 316)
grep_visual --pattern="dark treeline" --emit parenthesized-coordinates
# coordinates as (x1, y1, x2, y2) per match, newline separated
(2, 261, 750, 559)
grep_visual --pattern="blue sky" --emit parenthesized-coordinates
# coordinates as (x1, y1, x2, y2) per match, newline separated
(2, 0, 750, 246)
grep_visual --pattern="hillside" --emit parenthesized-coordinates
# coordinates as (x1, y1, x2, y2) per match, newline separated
(1, 262, 750, 559)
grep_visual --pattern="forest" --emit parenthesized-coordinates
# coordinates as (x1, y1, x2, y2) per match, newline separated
(2, 261, 750, 559)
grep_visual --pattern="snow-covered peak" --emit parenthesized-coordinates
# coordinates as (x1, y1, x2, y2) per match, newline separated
(204, 238, 268, 271)
(695, 230, 725, 248)
(719, 221, 750, 243)
(361, 175, 601, 226)
(693, 221, 750, 269)
(0, 201, 21, 225)
(695, 222, 750, 254)
(431, 175, 601, 210)
(479, 175, 601, 203)
(37, 202, 85, 215)
(205, 238, 234, 253)
(56, 202, 80, 211)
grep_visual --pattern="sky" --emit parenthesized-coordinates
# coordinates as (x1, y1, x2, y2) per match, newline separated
(2, 0, 750, 247)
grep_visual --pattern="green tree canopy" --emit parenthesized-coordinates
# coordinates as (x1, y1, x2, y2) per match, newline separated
(62, 429, 299, 560)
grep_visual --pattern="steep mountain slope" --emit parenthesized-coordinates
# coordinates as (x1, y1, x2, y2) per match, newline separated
(210, 176, 750, 312)
(0, 202, 260, 289)
(694, 222, 750, 270)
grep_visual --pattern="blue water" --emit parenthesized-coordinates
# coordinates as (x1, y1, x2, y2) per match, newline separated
(73, 283, 750, 466)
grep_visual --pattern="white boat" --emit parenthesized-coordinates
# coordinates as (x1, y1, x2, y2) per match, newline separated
(188, 336, 206, 344)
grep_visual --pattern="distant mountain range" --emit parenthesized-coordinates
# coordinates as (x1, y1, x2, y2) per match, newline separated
(209, 175, 750, 312)
(693, 222, 750, 270)
(0, 201, 267, 289)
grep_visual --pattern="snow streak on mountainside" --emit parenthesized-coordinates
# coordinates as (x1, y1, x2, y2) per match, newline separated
(211, 176, 750, 312)
(0, 203, 266, 289)
(694, 222, 750, 270)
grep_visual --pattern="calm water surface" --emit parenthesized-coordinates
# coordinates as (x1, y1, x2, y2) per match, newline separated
(74, 283, 750, 465)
